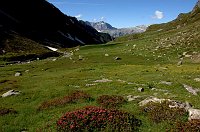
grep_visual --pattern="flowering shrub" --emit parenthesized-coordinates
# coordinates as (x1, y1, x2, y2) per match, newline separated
(172, 120, 200, 132)
(97, 95, 127, 108)
(57, 106, 141, 132)
(38, 91, 93, 110)
(141, 101, 186, 123)
(0, 107, 17, 116)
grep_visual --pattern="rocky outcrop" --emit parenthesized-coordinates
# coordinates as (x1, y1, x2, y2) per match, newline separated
(188, 108, 200, 120)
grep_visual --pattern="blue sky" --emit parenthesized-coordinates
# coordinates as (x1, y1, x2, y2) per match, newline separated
(48, 0, 197, 28)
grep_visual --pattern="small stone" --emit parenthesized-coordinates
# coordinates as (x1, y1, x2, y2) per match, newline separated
(114, 57, 121, 60)
(177, 58, 183, 66)
(15, 72, 22, 77)
(1, 90, 21, 97)
(183, 84, 199, 95)
(78, 55, 83, 60)
(52, 58, 57, 61)
(138, 87, 144, 92)
(160, 81, 172, 86)
(194, 78, 200, 82)
(105, 54, 109, 57)
(127, 95, 141, 101)
(86, 84, 96, 86)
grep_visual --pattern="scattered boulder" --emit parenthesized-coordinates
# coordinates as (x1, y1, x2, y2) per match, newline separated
(160, 81, 172, 86)
(52, 58, 57, 61)
(1, 90, 21, 97)
(188, 108, 200, 120)
(138, 87, 144, 92)
(117, 79, 126, 83)
(169, 101, 192, 110)
(105, 54, 109, 57)
(86, 84, 96, 87)
(139, 97, 167, 106)
(194, 78, 200, 82)
(177, 58, 183, 66)
(94, 78, 112, 83)
(183, 84, 199, 95)
(127, 95, 142, 102)
(78, 55, 83, 60)
(15, 72, 22, 77)
(139, 96, 192, 111)
(114, 57, 121, 60)
(63, 52, 73, 58)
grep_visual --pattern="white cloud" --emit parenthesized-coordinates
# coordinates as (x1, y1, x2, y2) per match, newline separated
(153, 10, 164, 19)
(75, 14, 82, 19)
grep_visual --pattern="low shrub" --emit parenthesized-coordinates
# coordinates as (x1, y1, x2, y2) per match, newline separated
(0, 107, 17, 116)
(57, 106, 141, 132)
(97, 95, 127, 108)
(38, 91, 93, 110)
(141, 101, 186, 123)
(172, 119, 200, 132)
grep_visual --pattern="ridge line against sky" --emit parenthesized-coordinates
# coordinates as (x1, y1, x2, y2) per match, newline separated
(48, 0, 197, 28)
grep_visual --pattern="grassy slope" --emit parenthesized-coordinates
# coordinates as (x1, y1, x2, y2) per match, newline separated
(0, 5, 200, 132)
(0, 33, 60, 63)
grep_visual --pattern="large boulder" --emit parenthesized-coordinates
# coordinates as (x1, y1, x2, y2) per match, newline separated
(188, 108, 200, 120)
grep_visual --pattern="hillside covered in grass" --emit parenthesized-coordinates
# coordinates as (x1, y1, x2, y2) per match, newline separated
(0, 1, 200, 132)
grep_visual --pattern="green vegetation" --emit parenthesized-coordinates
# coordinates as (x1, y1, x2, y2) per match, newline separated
(1, 5, 200, 132)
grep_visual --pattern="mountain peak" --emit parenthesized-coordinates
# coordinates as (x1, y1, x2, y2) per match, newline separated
(87, 21, 117, 31)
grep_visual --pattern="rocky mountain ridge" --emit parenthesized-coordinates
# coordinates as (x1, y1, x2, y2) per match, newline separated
(86, 21, 148, 38)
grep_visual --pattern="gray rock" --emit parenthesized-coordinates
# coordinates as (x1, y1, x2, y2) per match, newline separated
(169, 101, 192, 110)
(1, 90, 21, 97)
(139, 96, 192, 111)
(127, 95, 142, 102)
(114, 57, 121, 60)
(78, 55, 83, 60)
(160, 81, 172, 86)
(52, 58, 57, 61)
(105, 54, 109, 57)
(188, 108, 200, 120)
(139, 97, 168, 106)
(194, 78, 200, 82)
(94, 78, 112, 83)
(183, 84, 199, 95)
(138, 87, 144, 92)
(177, 58, 183, 66)
(15, 72, 22, 77)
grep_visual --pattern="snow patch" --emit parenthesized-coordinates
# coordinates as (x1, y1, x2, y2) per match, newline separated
(45, 46, 58, 51)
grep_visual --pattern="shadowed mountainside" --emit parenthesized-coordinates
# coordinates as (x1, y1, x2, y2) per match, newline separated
(0, 0, 112, 57)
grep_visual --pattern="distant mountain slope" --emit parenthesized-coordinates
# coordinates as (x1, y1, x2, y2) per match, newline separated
(0, 0, 112, 57)
(86, 21, 148, 38)
(103, 25, 148, 38)
(147, 1, 200, 32)
(114, 0, 200, 61)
